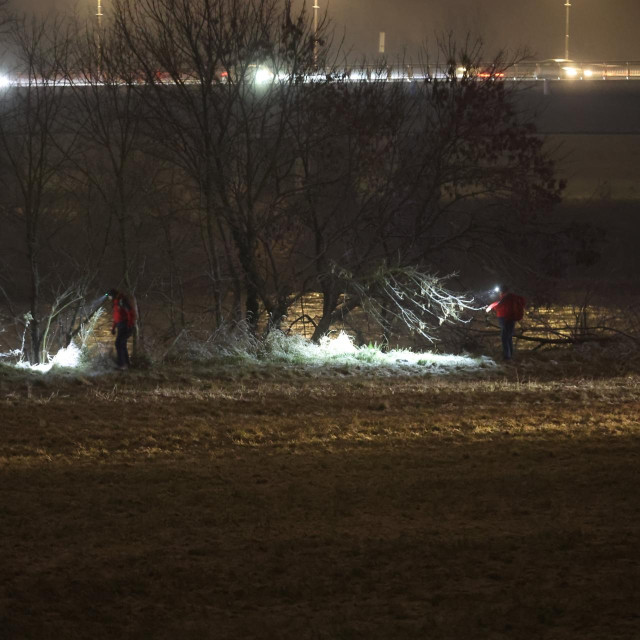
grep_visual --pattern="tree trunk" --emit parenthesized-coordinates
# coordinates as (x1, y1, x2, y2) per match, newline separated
(27, 234, 42, 363)
(311, 283, 339, 342)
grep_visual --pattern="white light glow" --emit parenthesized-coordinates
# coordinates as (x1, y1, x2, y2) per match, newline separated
(0, 74, 12, 88)
(255, 67, 274, 84)
(318, 331, 358, 356)
(563, 66, 579, 78)
(583, 69, 593, 78)
(16, 343, 82, 373)
(264, 330, 496, 374)
(0, 348, 22, 359)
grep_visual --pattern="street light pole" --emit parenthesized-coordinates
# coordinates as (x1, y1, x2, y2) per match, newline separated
(313, 0, 319, 65)
(564, 0, 571, 60)
(97, 0, 104, 29)
(96, 0, 104, 71)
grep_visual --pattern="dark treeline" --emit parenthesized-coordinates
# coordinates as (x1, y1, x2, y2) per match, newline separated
(0, 0, 576, 363)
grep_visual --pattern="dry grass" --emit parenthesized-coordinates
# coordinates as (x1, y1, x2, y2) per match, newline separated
(1, 355, 639, 639)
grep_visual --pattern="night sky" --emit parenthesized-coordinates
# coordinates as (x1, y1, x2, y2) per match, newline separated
(8, 0, 640, 61)
(329, 0, 640, 61)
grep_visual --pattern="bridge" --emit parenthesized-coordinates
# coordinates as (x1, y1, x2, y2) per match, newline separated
(3, 59, 640, 88)
(512, 80, 640, 135)
(335, 62, 640, 135)
(2, 58, 637, 195)
(330, 62, 640, 136)
(345, 60, 640, 82)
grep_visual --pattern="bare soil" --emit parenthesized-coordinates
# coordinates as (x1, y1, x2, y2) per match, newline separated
(1, 356, 639, 639)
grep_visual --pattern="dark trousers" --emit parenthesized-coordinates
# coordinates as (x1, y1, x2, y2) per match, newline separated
(115, 322, 131, 367)
(499, 318, 516, 360)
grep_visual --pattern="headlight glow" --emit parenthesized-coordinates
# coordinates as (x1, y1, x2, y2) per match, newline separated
(255, 67, 274, 84)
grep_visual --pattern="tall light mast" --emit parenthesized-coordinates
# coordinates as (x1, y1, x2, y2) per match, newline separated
(564, 0, 571, 60)
(97, 0, 104, 30)
(313, 0, 319, 65)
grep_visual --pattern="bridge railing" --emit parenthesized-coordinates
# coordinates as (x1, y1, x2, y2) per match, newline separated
(5, 60, 640, 87)
(332, 61, 640, 82)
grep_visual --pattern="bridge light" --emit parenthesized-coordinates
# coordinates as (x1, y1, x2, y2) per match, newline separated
(255, 67, 274, 84)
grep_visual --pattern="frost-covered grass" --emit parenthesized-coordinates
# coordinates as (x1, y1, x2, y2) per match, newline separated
(14, 342, 83, 373)
(1, 308, 108, 375)
(4, 328, 496, 376)
(1, 344, 83, 374)
(259, 330, 496, 374)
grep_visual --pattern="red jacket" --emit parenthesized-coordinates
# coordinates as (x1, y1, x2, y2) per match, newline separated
(112, 295, 136, 330)
(488, 292, 526, 321)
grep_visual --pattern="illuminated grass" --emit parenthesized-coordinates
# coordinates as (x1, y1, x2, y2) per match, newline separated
(14, 342, 83, 373)
(4, 329, 497, 377)
(260, 330, 496, 373)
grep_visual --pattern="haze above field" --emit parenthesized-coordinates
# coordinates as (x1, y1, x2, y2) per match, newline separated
(8, 0, 640, 61)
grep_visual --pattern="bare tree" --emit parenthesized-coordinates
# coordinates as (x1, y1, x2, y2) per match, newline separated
(285, 45, 564, 341)
(0, 16, 78, 363)
(65, 17, 172, 359)
(67, 20, 153, 292)
(112, 0, 324, 330)
(280, 72, 408, 339)
(0, 0, 12, 33)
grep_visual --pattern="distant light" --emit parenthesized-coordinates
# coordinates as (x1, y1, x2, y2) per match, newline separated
(494, 286, 501, 292)
(0, 74, 12, 88)
(583, 68, 593, 78)
(562, 66, 579, 78)
(255, 67, 274, 84)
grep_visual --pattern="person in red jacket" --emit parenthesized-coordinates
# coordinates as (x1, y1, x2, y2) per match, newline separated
(106, 289, 136, 370)
(486, 285, 526, 361)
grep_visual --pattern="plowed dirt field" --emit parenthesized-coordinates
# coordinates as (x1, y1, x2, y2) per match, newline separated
(1, 358, 639, 639)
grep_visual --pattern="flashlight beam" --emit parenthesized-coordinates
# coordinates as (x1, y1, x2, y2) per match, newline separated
(66, 294, 108, 343)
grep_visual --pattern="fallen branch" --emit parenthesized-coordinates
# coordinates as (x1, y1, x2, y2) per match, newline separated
(286, 314, 318, 334)
(472, 328, 619, 346)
